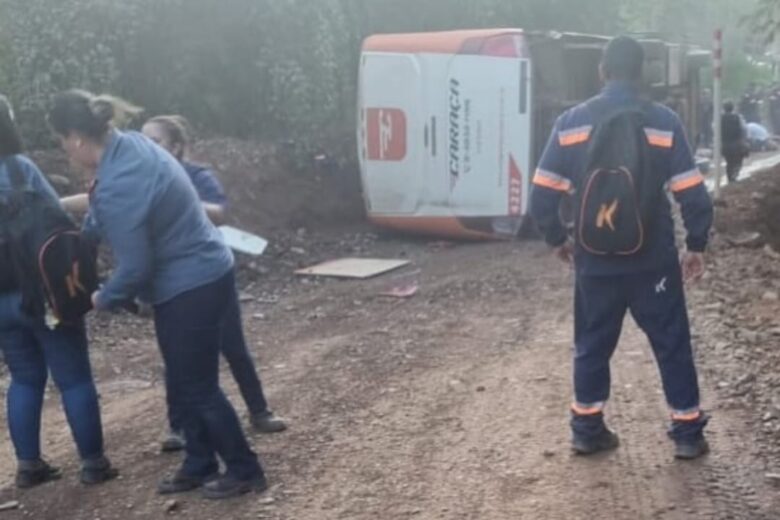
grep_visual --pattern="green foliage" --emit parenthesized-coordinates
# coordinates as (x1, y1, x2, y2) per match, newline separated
(724, 56, 775, 98)
(745, 0, 780, 44)
(0, 0, 767, 152)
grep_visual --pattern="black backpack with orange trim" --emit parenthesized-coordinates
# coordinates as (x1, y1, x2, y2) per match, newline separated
(0, 156, 98, 326)
(576, 100, 663, 256)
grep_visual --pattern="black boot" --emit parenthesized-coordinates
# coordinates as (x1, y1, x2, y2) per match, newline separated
(158, 470, 218, 495)
(571, 412, 620, 456)
(16, 459, 62, 489)
(202, 473, 268, 500)
(250, 411, 287, 434)
(81, 456, 119, 486)
(674, 437, 710, 460)
(669, 413, 710, 461)
(572, 428, 620, 455)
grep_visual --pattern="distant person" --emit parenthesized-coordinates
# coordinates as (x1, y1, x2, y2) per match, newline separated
(746, 121, 774, 152)
(141, 115, 287, 453)
(769, 87, 780, 134)
(721, 101, 749, 183)
(739, 90, 760, 125)
(48, 90, 267, 499)
(0, 94, 117, 488)
(531, 36, 713, 460)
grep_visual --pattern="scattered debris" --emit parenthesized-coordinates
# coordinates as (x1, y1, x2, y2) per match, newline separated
(379, 283, 419, 299)
(164, 499, 179, 514)
(765, 473, 780, 486)
(724, 232, 763, 248)
(762, 291, 780, 301)
(296, 258, 411, 279)
(427, 241, 456, 250)
(764, 244, 780, 260)
(0, 501, 19, 512)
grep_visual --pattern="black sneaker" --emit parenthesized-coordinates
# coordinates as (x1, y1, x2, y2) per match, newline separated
(250, 411, 287, 434)
(572, 429, 620, 456)
(202, 474, 268, 500)
(16, 459, 62, 489)
(81, 456, 119, 486)
(161, 430, 186, 453)
(674, 437, 710, 460)
(158, 471, 218, 495)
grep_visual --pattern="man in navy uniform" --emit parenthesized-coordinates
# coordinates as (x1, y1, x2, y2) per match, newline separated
(530, 36, 713, 460)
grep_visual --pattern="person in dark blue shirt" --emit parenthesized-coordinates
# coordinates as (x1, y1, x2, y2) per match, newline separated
(48, 90, 267, 499)
(143, 116, 227, 223)
(530, 37, 713, 460)
(142, 115, 287, 452)
(0, 94, 117, 488)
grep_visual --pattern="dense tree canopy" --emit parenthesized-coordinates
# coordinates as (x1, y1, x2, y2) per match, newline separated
(0, 0, 763, 150)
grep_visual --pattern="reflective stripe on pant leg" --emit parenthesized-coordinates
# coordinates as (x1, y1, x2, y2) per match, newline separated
(572, 401, 606, 416)
(671, 407, 702, 422)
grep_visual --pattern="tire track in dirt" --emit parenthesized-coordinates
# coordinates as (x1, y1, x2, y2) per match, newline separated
(263, 243, 778, 519)
(0, 240, 777, 519)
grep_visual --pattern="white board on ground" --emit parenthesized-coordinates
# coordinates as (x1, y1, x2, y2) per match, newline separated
(295, 258, 410, 279)
(219, 226, 268, 256)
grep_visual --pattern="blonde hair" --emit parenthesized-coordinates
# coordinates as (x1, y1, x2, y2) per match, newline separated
(49, 89, 143, 140)
(89, 94, 143, 129)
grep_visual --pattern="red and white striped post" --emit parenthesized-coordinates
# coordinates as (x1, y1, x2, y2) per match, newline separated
(713, 28, 724, 198)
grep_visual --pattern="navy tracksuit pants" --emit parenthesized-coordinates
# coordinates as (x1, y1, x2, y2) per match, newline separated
(572, 262, 705, 441)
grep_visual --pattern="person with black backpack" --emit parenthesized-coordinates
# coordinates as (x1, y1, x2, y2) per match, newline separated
(0, 94, 117, 488)
(47, 90, 267, 500)
(530, 37, 714, 460)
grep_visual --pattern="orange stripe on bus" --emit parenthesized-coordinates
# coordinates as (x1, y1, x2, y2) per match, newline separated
(368, 216, 495, 240)
(363, 29, 522, 54)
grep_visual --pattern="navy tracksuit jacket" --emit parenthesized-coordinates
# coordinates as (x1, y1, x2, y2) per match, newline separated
(530, 81, 713, 438)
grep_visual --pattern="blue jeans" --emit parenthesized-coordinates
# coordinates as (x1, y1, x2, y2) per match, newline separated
(572, 263, 705, 441)
(0, 292, 105, 462)
(154, 270, 263, 480)
(167, 288, 269, 431)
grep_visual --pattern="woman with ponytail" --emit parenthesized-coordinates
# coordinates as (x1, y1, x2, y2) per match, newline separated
(48, 90, 267, 500)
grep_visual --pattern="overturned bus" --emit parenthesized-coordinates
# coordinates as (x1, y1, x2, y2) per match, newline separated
(357, 29, 710, 239)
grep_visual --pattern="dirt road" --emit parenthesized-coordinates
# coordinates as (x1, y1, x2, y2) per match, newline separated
(0, 235, 778, 519)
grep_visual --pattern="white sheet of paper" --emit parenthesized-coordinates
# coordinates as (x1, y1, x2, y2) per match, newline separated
(219, 225, 268, 256)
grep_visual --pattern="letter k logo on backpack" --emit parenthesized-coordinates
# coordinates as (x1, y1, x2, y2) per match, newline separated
(576, 101, 664, 256)
(596, 199, 619, 231)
